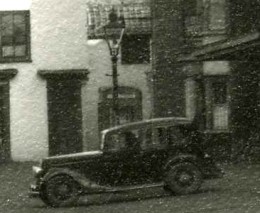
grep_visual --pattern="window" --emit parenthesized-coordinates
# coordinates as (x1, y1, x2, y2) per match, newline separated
(205, 77, 230, 131)
(0, 11, 30, 62)
(121, 35, 150, 64)
(208, 0, 226, 30)
(182, 0, 202, 36)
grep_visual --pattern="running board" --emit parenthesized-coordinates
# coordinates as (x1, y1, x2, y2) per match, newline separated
(85, 182, 164, 194)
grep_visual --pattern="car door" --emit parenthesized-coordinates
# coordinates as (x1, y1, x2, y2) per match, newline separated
(138, 127, 169, 183)
(98, 130, 143, 187)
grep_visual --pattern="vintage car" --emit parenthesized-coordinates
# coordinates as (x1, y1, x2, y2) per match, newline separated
(29, 117, 223, 207)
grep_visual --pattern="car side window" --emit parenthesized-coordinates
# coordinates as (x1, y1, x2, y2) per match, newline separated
(141, 127, 169, 149)
(104, 133, 125, 151)
(104, 130, 141, 152)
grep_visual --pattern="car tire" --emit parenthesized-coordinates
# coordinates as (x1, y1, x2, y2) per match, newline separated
(164, 162, 202, 195)
(40, 174, 81, 207)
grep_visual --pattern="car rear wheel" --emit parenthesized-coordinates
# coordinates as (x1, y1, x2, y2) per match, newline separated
(40, 175, 81, 207)
(164, 162, 202, 195)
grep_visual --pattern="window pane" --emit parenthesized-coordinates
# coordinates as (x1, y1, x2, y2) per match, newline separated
(213, 105, 229, 130)
(2, 46, 14, 57)
(14, 14, 26, 45)
(14, 13, 25, 26)
(209, 0, 226, 30)
(14, 35, 26, 44)
(1, 36, 12, 45)
(2, 14, 13, 36)
(14, 45, 26, 56)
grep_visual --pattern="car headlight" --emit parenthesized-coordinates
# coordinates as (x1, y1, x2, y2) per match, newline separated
(32, 166, 43, 178)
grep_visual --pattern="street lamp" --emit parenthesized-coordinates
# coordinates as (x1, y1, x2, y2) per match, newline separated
(104, 8, 125, 126)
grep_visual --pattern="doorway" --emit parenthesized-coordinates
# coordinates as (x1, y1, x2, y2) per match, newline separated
(47, 79, 83, 156)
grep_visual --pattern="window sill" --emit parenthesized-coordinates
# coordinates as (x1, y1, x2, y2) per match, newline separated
(203, 130, 231, 134)
(0, 58, 32, 64)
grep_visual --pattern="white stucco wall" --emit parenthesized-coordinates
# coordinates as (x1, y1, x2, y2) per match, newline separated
(82, 40, 152, 150)
(0, 0, 89, 161)
(0, 0, 151, 160)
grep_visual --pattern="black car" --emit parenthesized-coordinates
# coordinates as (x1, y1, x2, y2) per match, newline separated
(30, 117, 223, 207)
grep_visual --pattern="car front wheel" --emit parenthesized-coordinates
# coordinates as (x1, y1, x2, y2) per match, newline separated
(164, 162, 202, 195)
(40, 174, 81, 207)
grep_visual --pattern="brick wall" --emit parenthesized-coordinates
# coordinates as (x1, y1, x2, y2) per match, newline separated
(151, 0, 187, 118)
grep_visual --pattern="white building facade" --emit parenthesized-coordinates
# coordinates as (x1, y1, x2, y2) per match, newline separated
(0, 0, 152, 161)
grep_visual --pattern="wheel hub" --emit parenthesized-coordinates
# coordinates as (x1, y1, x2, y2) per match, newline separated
(178, 172, 193, 185)
(57, 184, 71, 194)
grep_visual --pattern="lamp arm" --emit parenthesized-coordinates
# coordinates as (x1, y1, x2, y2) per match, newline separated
(104, 28, 113, 56)
(113, 28, 125, 56)
(117, 28, 125, 46)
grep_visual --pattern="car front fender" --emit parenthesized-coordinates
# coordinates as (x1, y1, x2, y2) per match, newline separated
(164, 154, 201, 172)
(42, 168, 110, 192)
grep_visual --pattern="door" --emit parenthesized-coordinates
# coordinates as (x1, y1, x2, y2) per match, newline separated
(0, 83, 10, 161)
(47, 79, 83, 156)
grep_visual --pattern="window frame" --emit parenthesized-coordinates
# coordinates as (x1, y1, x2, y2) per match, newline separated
(0, 10, 31, 63)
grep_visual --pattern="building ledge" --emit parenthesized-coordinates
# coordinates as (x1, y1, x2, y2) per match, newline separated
(178, 31, 260, 62)
(38, 69, 90, 80)
(0, 69, 18, 79)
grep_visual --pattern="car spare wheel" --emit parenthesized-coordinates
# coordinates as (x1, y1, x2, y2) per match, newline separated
(164, 162, 202, 195)
(40, 174, 81, 207)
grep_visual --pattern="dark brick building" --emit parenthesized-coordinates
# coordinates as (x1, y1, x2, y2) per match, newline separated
(150, 0, 260, 160)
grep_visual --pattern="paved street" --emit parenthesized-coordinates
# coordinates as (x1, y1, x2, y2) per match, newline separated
(1, 162, 260, 213)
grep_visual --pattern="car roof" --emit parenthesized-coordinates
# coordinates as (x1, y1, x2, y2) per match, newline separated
(101, 117, 192, 135)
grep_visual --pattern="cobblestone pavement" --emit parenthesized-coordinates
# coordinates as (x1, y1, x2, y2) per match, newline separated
(1, 162, 260, 213)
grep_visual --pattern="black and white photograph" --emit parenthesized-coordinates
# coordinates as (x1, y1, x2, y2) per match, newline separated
(0, 0, 260, 212)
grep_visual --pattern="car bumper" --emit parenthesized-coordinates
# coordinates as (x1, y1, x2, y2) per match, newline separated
(28, 184, 40, 198)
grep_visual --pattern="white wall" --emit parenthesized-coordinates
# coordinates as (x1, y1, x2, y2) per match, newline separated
(82, 40, 152, 150)
(0, 0, 89, 161)
(0, 0, 151, 160)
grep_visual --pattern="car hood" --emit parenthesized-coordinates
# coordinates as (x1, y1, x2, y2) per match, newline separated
(41, 150, 103, 169)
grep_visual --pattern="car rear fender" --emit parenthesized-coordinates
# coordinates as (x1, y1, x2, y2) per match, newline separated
(42, 168, 109, 192)
(164, 154, 201, 172)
